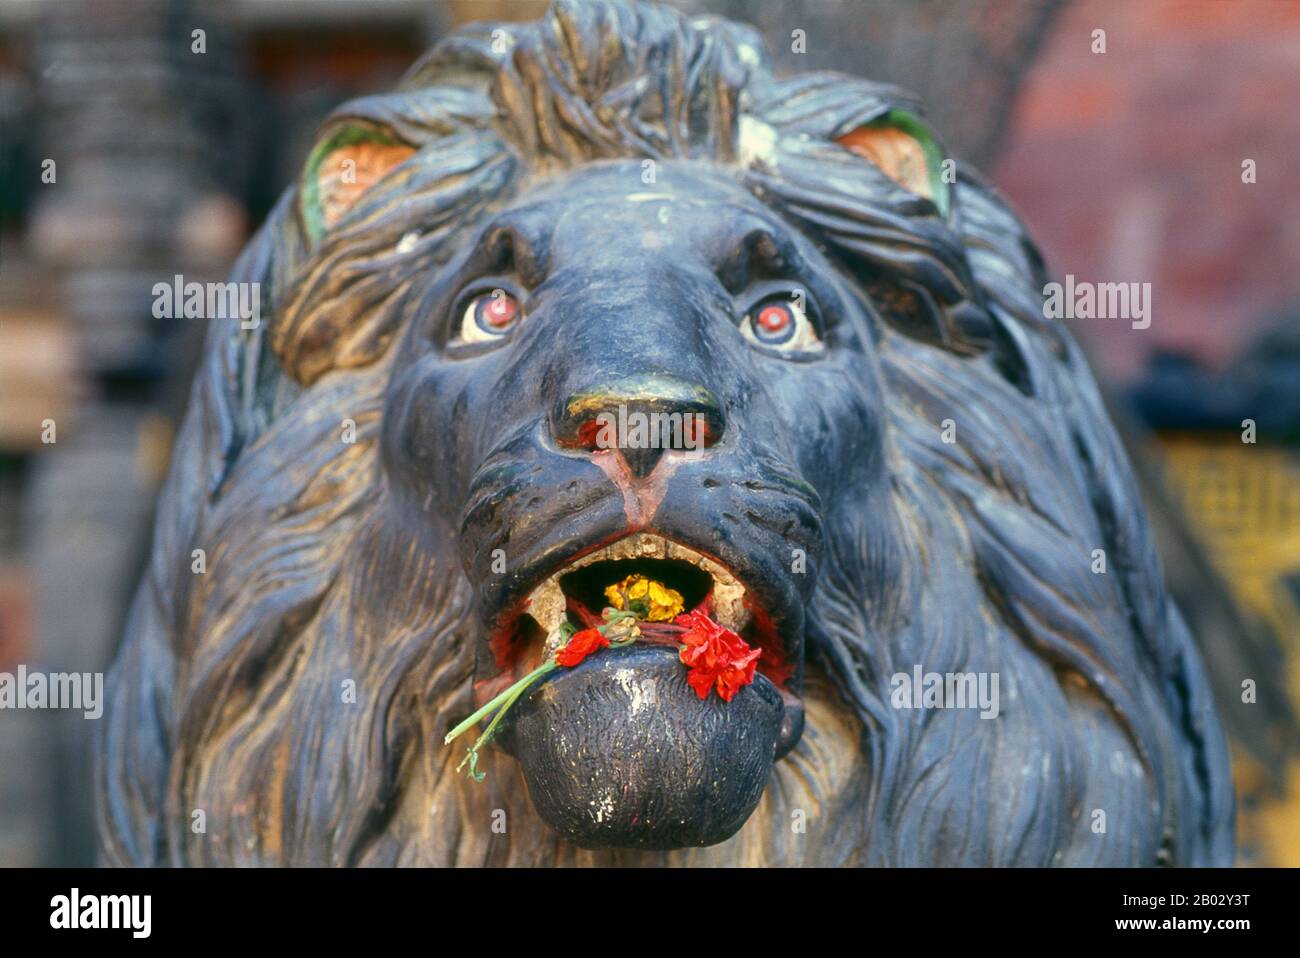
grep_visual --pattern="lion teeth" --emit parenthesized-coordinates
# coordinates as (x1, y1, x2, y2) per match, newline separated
(526, 576, 567, 634)
(523, 533, 751, 651)
(542, 628, 568, 658)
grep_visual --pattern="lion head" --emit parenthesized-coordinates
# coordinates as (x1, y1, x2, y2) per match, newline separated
(97, 0, 1233, 866)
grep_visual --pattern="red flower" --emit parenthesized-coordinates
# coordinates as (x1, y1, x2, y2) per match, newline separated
(555, 627, 609, 667)
(675, 609, 762, 702)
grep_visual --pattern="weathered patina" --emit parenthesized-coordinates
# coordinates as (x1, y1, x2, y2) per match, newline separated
(98, 0, 1234, 865)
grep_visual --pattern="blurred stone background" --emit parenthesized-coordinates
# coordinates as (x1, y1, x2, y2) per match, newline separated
(0, 0, 1296, 866)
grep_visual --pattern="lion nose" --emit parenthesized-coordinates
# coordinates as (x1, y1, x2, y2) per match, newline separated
(551, 375, 725, 479)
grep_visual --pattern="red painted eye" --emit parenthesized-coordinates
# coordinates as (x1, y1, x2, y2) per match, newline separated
(460, 288, 523, 343)
(480, 293, 518, 329)
(742, 292, 824, 353)
(756, 303, 792, 336)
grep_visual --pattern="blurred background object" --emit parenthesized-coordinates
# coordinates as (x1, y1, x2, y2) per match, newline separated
(0, 0, 1295, 866)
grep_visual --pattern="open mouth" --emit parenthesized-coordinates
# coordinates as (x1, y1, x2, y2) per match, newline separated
(467, 531, 810, 838)
(480, 532, 796, 703)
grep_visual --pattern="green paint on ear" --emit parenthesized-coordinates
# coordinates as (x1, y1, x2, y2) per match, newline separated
(300, 124, 407, 246)
(870, 110, 950, 217)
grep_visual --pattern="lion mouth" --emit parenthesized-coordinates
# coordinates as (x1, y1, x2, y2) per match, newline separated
(475, 532, 803, 849)
(480, 531, 797, 702)
(528, 534, 749, 651)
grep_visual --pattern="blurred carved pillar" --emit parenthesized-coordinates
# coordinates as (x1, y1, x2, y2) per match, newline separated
(23, 0, 243, 865)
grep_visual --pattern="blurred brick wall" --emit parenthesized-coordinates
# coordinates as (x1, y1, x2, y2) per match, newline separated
(994, 0, 1300, 383)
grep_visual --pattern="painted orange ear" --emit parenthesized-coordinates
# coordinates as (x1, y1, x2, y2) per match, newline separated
(300, 126, 415, 243)
(317, 141, 415, 228)
(837, 127, 930, 196)
(835, 111, 948, 215)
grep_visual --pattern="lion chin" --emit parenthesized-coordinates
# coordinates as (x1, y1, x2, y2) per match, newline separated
(96, 0, 1233, 867)
(479, 533, 801, 850)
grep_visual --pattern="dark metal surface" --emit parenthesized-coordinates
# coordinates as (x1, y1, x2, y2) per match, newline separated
(98, 0, 1233, 866)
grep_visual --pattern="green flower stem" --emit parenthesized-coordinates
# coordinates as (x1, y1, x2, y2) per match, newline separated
(444, 659, 556, 746)
(446, 607, 646, 781)
(456, 665, 551, 780)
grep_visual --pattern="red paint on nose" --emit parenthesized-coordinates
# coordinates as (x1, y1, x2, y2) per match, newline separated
(562, 414, 712, 459)
(571, 417, 603, 450)
(590, 447, 680, 527)
(682, 415, 710, 449)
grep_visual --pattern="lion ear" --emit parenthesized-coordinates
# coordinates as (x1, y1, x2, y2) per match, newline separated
(299, 125, 416, 245)
(836, 110, 949, 216)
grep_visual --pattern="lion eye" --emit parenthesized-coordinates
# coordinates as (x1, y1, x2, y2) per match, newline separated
(741, 294, 822, 353)
(459, 289, 523, 343)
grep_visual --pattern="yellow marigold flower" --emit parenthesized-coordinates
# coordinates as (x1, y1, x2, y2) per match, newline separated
(604, 575, 684, 622)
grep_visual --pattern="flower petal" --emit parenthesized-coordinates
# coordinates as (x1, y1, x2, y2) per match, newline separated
(555, 627, 609, 667)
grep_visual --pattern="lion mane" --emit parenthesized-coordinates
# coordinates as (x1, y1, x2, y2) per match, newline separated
(97, 0, 1233, 866)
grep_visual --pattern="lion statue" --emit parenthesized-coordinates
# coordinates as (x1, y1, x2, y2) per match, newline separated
(97, 0, 1234, 866)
